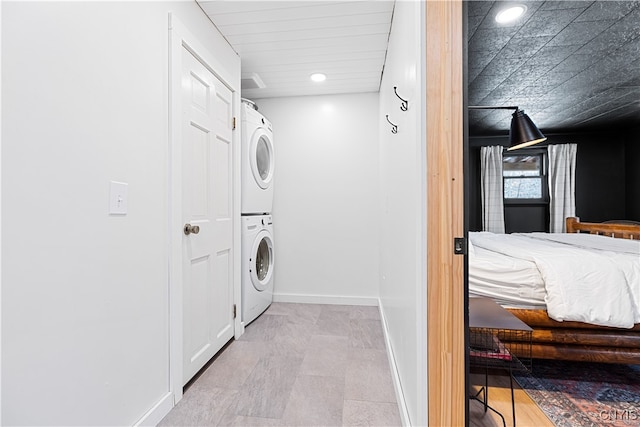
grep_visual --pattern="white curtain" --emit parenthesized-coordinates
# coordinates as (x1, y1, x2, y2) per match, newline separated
(480, 146, 505, 233)
(548, 144, 577, 233)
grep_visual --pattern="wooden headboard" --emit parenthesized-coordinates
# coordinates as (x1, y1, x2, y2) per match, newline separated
(566, 217, 640, 240)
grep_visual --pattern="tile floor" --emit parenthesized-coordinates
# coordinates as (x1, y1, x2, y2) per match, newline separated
(159, 303, 402, 426)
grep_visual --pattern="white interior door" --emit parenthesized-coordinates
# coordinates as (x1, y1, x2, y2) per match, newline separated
(182, 46, 234, 385)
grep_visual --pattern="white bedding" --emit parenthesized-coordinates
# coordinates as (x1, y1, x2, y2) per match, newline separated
(469, 232, 640, 328)
(469, 245, 546, 308)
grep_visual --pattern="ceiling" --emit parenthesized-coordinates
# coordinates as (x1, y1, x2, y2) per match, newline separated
(198, 1, 394, 100)
(468, 0, 640, 135)
(198, 0, 640, 135)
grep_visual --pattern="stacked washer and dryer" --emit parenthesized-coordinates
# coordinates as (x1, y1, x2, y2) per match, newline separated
(241, 99, 275, 325)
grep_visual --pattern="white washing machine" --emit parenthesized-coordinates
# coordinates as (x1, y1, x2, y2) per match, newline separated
(241, 214, 274, 325)
(241, 100, 274, 215)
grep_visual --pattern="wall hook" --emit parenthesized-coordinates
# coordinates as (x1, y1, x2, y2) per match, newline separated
(394, 86, 408, 111)
(386, 115, 398, 134)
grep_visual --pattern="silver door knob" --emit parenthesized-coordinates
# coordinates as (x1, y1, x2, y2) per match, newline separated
(184, 223, 200, 235)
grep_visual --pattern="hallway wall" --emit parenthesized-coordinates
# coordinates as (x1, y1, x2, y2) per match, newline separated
(257, 93, 380, 304)
(1, 1, 239, 424)
(377, 1, 427, 425)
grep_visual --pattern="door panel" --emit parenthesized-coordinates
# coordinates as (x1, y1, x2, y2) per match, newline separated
(215, 90, 233, 140)
(190, 124, 209, 216)
(187, 255, 212, 361)
(213, 135, 231, 218)
(212, 249, 232, 340)
(182, 47, 234, 385)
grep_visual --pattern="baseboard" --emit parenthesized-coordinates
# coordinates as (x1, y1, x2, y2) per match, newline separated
(272, 292, 378, 306)
(379, 299, 412, 427)
(133, 392, 173, 427)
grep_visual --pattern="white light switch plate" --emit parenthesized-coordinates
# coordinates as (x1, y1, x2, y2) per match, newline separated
(109, 181, 128, 215)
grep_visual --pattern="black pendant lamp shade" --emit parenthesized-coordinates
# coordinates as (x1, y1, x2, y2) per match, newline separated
(469, 105, 547, 150)
(508, 109, 547, 151)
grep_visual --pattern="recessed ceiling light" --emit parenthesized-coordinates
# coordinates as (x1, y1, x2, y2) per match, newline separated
(310, 73, 327, 82)
(495, 5, 526, 23)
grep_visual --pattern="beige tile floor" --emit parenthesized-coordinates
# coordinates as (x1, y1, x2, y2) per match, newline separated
(159, 303, 402, 427)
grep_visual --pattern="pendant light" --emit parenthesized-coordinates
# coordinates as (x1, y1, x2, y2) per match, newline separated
(469, 106, 547, 150)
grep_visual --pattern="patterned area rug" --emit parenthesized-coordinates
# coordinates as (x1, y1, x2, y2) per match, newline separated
(514, 360, 640, 427)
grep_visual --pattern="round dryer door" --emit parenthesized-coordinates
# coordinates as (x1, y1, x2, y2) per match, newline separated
(250, 128, 274, 189)
(250, 230, 274, 291)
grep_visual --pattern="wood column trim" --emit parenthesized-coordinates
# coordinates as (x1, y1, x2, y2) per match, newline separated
(426, 0, 465, 426)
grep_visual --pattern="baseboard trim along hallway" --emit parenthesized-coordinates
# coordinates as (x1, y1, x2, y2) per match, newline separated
(379, 300, 412, 427)
(272, 293, 379, 307)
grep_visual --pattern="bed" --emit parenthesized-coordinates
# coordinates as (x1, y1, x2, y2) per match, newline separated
(469, 217, 640, 364)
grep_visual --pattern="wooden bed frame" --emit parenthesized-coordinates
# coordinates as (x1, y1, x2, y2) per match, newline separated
(503, 217, 640, 364)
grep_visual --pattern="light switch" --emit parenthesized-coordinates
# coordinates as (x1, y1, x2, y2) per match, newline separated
(109, 181, 128, 215)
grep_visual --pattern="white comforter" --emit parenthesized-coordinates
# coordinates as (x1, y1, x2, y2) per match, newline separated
(470, 232, 640, 328)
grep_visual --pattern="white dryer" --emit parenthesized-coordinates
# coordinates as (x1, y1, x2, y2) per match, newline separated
(241, 214, 274, 325)
(241, 100, 274, 215)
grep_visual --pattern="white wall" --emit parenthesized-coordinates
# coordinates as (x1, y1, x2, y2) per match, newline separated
(0, 1, 3, 422)
(256, 94, 380, 305)
(1, 1, 239, 425)
(378, 1, 427, 425)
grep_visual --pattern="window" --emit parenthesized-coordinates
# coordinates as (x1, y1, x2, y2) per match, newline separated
(503, 152, 546, 201)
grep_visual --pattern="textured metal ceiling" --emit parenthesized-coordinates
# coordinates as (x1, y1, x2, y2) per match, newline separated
(468, 0, 640, 136)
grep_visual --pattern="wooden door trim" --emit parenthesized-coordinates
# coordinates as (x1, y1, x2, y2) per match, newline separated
(425, 1, 465, 425)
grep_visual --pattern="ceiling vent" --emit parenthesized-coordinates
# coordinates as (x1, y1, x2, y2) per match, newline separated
(241, 73, 266, 90)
